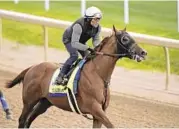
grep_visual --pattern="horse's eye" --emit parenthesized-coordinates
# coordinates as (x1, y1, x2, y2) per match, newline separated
(121, 36, 129, 44)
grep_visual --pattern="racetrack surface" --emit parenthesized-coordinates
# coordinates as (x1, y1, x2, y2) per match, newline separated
(0, 69, 179, 128)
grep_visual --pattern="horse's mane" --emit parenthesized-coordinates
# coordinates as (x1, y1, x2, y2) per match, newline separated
(95, 36, 111, 52)
(85, 35, 113, 62)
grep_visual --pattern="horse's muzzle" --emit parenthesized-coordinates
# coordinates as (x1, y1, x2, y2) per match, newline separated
(132, 50, 147, 62)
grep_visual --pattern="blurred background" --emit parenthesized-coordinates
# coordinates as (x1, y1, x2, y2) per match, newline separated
(0, 0, 179, 74)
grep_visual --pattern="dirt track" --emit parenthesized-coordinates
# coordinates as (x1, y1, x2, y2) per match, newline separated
(0, 69, 179, 128)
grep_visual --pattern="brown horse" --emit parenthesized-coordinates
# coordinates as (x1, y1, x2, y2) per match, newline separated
(6, 25, 147, 128)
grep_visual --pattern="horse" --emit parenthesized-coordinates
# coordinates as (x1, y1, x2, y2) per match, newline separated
(5, 25, 147, 128)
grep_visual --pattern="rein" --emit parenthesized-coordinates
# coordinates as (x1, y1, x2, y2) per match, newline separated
(95, 51, 128, 57)
(94, 34, 135, 58)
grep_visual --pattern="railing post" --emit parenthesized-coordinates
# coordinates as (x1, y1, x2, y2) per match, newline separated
(0, 18, 2, 52)
(163, 47, 170, 90)
(43, 26, 48, 61)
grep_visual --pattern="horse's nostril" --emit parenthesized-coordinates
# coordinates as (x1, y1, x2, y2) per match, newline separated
(141, 50, 147, 56)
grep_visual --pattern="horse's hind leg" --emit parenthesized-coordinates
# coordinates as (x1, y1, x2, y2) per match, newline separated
(24, 98, 52, 128)
(18, 100, 39, 128)
(91, 103, 114, 128)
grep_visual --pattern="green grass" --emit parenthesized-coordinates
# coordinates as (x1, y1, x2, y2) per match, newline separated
(0, 1, 179, 74)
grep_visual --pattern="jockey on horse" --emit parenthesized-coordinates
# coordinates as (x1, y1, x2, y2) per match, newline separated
(56, 6, 102, 85)
(0, 90, 12, 120)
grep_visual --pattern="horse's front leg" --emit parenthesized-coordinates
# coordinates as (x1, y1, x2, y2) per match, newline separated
(91, 103, 114, 128)
(93, 105, 109, 128)
(93, 117, 102, 128)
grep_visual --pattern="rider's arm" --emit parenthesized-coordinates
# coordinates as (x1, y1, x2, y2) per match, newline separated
(92, 25, 101, 47)
(71, 24, 89, 51)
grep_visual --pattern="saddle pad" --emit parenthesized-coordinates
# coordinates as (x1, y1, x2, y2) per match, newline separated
(49, 65, 79, 97)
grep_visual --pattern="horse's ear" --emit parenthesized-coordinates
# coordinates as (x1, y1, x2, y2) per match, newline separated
(112, 25, 117, 35)
(123, 25, 127, 31)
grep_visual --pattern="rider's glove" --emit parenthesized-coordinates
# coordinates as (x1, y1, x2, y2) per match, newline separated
(87, 47, 95, 55)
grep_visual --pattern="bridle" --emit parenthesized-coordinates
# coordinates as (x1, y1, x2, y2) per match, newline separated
(95, 34, 136, 58)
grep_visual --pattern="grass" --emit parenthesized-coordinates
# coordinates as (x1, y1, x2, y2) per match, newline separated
(0, 1, 179, 74)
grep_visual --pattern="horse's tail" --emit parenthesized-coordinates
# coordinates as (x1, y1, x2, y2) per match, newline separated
(5, 66, 32, 88)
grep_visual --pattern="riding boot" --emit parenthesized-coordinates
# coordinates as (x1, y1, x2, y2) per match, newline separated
(56, 64, 71, 85)
(56, 73, 64, 85)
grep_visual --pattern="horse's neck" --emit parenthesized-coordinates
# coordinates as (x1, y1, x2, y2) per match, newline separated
(93, 56, 117, 81)
(92, 38, 118, 82)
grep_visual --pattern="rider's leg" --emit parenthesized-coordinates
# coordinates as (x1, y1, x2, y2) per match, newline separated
(56, 43, 78, 84)
(0, 90, 12, 119)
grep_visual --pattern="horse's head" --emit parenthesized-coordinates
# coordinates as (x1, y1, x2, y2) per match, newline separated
(111, 25, 147, 62)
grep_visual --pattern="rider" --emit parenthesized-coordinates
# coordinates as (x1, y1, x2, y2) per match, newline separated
(0, 90, 12, 120)
(56, 6, 102, 85)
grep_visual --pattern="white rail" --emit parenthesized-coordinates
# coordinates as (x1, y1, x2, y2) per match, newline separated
(0, 9, 179, 90)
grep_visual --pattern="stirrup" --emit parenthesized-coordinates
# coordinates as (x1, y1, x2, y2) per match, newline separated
(56, 76, 63, 85)
(62, 76, 68, 85)
(56, 76, 68, 85)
